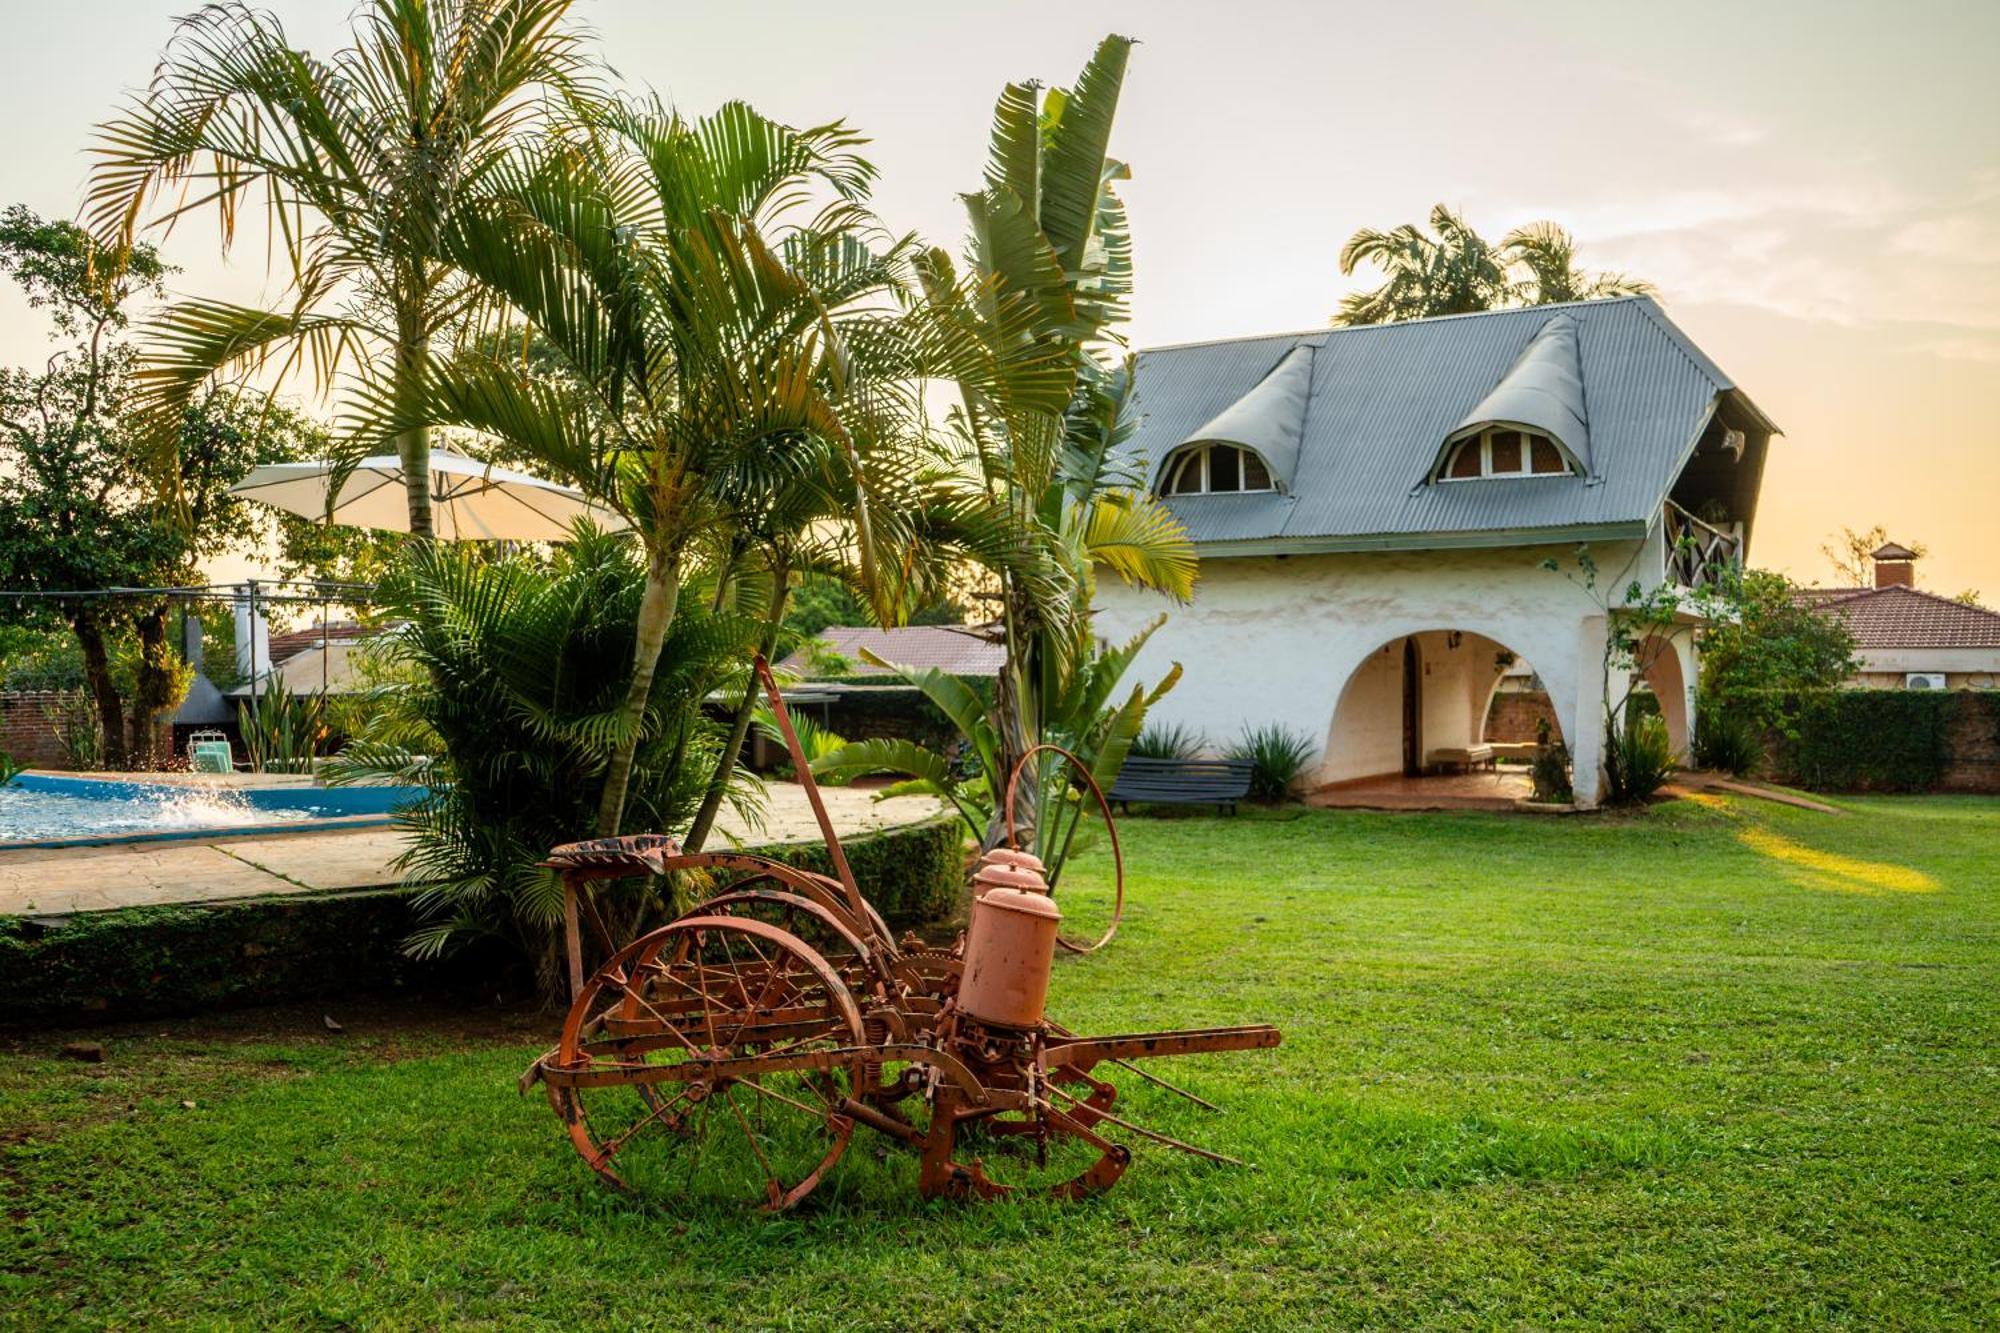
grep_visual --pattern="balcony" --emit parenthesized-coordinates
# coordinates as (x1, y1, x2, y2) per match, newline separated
(1663, 500, 1742, 589)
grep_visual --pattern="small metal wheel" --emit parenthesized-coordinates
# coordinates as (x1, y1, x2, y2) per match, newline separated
(540, 915, 865, 1210)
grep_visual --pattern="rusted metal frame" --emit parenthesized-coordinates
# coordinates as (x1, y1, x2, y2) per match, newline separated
(1045, 1017, 1224, 1112)
(1045, 1024, 1284, 1068)
(1002, 742, 1125, 954)
(1042, 1083, 1244, 1166)
(750, 655, 870, 928)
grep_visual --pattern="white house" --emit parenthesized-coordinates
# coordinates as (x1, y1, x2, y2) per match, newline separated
(1092, 297, 1776, 807)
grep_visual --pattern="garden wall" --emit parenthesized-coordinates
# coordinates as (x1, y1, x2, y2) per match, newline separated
(1752, 689, 2000, 793)
(1, 692, 70, 768)
(1484, 689, 1558, 744)
(0, 814, 967, 1026)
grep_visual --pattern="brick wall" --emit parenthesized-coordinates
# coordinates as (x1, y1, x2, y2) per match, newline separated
(1, 692, 71, 768)
(1, 691, 175, 770)
(1484, 689, 1559, 744)
(1940, 694, 2000, 793)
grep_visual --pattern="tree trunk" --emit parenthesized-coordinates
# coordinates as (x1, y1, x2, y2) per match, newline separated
(595, 548, 681, 836)
(70, 610, 127, 770)
(398, 422, 433, 540)
(683, 567, 790, 853)
(126, 604, 179, 770)
(395, 326, 433, 539)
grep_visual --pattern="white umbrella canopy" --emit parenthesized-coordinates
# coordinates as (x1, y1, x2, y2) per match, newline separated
(229, 449, 627, 541)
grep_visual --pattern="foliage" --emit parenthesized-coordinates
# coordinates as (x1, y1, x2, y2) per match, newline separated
(1697, 567, 1858, 734)
(814, 618, 1177, 868)
(1748, 688, 1975, 792)
(1530, 717, 1574, 803)
(0, 751, 21, 785)
(0, 205, 324, 767)
(0, 626, 86, 692)
(781, 572, 966, 640)
(1821, 524, 1919, 587)
(1129, 721, 1206, 761)
(8, 797, 1999, 1325)
(324, 529, 762, 973)
(916, 35, 1195, 847)
(1334, 206, 1655, 326)
(1226, 724, 1315, 802)
(1607, 713, 1674, 804)
(89, 0, 597, 536)
(750, 704, 851, 784)
(795, 638, 856, 678)
(39, 690, 105, 770)
(1692, 708, 1764, 777)
(241, 683, 330, 775)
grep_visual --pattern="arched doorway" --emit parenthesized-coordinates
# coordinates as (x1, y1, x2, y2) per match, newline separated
(1317, 628, 1566, 808)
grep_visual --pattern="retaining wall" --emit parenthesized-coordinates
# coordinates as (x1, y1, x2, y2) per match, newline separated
(0, 814, 967, 1026)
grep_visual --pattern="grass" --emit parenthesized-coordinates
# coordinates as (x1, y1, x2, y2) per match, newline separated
(4, 792, 1997, 1328)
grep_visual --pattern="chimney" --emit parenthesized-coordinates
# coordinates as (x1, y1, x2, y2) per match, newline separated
(1872, 542, 1918, 590)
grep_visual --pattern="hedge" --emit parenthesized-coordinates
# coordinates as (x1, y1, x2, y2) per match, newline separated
(1729, 688, 2000, 793)
(0, 813, 966, 1026)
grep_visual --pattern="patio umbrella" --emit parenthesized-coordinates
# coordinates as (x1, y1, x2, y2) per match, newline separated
(229, 449, 626, 541)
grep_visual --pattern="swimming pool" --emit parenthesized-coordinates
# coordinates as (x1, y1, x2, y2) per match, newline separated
(0, 774, 423, 848)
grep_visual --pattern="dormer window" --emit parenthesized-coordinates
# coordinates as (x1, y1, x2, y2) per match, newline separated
(1437, 426, 1572, 481)
(1161, 443, 1275, 496)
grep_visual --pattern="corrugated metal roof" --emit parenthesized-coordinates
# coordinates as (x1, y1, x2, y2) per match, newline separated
(1445, 313, 1591, 471)
(1125, 297, 1772, 552)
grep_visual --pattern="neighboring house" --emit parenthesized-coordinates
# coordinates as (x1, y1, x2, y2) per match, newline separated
(1091, 297, 1775, 807)
(775, 624, 1004, 679)
(223, 620, 394, 702)
(764, 623, 1003, 762)
(1801, 545, 2000, 689)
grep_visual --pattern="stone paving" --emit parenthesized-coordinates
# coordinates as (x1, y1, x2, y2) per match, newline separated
(0, 784, 945, 918)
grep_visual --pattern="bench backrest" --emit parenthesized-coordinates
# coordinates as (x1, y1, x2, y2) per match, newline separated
(1109, 756, 1255, 802)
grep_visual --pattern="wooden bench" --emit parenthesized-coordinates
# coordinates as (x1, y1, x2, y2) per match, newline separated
(1109, 756, 1255, 814)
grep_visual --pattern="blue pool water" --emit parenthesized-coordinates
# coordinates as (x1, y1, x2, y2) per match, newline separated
(0, 774, 422, 847)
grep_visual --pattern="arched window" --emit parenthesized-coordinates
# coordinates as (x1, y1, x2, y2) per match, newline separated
(1437, 426, 1572, 481)
(1161, 443, 1275, 496)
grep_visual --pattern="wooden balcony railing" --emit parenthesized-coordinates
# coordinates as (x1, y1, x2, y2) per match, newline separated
(1663, 501, 1742, 589)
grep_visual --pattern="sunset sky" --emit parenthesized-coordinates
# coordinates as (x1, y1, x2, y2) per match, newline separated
(2, 0, 1994, 595)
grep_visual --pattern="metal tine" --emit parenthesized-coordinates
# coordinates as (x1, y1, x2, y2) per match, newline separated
(1042, 1083, 1244, 1166)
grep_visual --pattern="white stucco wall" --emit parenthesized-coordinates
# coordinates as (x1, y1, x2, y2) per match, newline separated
(1093, 541, 1656, 806)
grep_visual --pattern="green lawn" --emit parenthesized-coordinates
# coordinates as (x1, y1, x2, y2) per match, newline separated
(4, 793, 1997, 1328)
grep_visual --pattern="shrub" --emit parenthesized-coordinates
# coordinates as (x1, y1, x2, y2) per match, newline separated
(1751, 688, 1955, 792)
(1693, 708, 1763, 777)
(39, 690, 103, 770)
(1129, 721, 1206, 760)
(241, 683, 328, 774)
(0, 751, 21, 785)
(1228, 724, 1315, 802)
(1607, 713, 1674, 804)
(1529, 718, 1572, 803)
(325, 530, 762, 980)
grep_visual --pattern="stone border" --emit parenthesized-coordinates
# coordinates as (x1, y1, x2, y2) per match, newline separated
(0, 814, 966, 1027)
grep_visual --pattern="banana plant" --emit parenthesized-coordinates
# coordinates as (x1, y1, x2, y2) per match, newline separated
(812, 615, 1179, 883)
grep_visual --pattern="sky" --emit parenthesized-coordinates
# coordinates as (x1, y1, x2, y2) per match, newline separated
(1, 0, 1995, 595)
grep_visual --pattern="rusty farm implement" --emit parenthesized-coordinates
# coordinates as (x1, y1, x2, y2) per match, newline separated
(524, 658, 1280, 1207)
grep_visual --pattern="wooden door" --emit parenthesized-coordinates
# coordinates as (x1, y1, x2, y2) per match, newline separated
(1402, 637, 1423, 776)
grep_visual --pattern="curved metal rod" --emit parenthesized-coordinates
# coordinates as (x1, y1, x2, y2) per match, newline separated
(1002, 743, 1124, 955)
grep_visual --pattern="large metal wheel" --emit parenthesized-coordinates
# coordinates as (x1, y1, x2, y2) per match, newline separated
(541, 915, 865, 1210)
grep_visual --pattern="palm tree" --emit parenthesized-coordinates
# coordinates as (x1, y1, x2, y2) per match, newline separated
(1333, 205, 1510, 326)
(1333, 206, 1654, 326)
(906, 35, 1196, 845)
(87, 0, 595, 536)
(373, 99, 930, 835)
(1499, 222, 1657, 305)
